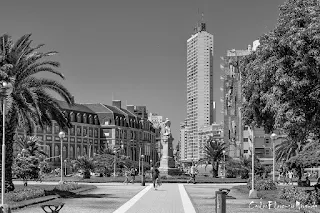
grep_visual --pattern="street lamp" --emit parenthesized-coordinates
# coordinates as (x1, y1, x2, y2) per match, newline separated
(270, 133, 277, 183)
(249, 135, 258, 198)
(141, 155, 145, 186)
(58, 131, 66, 184)
(64, 159, 67, 176)
(222, 150, 226, 178)
(0, 81, 13, 206)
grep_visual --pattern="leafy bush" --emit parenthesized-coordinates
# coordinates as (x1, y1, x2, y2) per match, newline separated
(247, 177, 277, 191)
(279, 186, 318, 205)
(54, 182, 80, 191)
(6, 188, 45, 202)
(226, 169, 237, 178)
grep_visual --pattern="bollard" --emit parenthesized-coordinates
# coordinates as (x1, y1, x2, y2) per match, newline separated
(141, 175, 145, 186)
(215, 191, 226, 213)
(0, 204, 12, 213)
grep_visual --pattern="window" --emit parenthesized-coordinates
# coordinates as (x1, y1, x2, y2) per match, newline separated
(266, 149, 270, 155)
(265, 138, 270, 144)
(243, 138, 248, 142)
(244, 150, 248, 153)
(244, 126, 248, 130)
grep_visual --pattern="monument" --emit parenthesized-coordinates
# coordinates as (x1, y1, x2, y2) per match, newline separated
(158, 118, 179, 176)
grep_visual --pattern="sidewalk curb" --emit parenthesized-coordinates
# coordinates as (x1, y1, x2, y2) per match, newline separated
(10, 185, 97, 210)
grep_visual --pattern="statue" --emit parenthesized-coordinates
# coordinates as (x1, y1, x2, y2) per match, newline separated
(161, 118, 172, 139)
(159, 118, 176, 175)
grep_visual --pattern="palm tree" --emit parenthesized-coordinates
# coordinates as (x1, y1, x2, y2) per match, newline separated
(0, 34, 74, 191)
(275, 139, 300, 162)
(15, 135, 47, 157)
(71, 156, 95, 179)
(203, 137, 227, 177)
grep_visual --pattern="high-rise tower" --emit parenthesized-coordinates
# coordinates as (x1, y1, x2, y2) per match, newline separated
(186, 15, 214, 161)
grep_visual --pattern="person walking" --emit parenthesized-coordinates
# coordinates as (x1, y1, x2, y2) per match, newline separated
(151, 166, 160, 190)
(123, 169, 130, 185)
(129, 167, 136, 184)
(187, 164, 197, 184)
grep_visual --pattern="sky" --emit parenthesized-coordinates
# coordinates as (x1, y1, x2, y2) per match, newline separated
(0, 0, 286, 145)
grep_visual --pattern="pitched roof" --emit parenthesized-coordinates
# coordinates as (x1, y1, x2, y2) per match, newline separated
(120, 108, 137, 119)
(82, 103, 113, 113)
(102, 105, 126, 116)
(55, 100, 95, 114)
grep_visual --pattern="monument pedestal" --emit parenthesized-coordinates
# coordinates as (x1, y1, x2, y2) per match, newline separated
(158, 156, 180, 176)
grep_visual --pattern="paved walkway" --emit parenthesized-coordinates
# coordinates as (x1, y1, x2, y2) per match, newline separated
(114, 184, 195, 213)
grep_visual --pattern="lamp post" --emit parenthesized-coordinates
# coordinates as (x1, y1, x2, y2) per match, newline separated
(0, 81, 13, 206)
(270, 133, 277, 183)
(58, 131, 65, 184)
(64, 159, 67, 176)
(141, 155, 145, 186)
(249, 135, 258, 198)
(222, 150, 226, 178)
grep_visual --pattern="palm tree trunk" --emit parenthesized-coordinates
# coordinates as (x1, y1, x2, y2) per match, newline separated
(0, 116, 17, 192)
(212, 160, 218, 177)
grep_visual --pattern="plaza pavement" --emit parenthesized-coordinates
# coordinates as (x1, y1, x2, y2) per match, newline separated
(12, 182, 305, 213)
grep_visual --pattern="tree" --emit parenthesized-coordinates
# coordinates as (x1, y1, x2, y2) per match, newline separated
(203, 137, 227, 177)
(240, 0, 320, 169)
(71, 156, 95, 179)
(14, 135, 47, 157)
(0, 34, 74, 191)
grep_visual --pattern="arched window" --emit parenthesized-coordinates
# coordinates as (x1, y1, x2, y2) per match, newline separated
(94, 115, 99, 125)
(115, 116, 119, 126)
(70, 112, 75, 122)
(63, 146, 67, 159)
(120, 117, 122, 126)
(84, 147, 87, 156)
(89, 115, 93, 124)
(83, 113, 87, 124)
(77, 146, 81, 157)
(55, 145, 59, 161)
(77, 113, 81, 123)
(70, 146, 74, 159)
(45, 145, 51, 158)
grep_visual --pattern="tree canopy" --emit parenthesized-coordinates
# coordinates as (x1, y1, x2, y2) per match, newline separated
(240, 0, 320, 144)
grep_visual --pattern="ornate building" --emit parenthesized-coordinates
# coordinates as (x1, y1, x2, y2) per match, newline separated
(16, 99, 157, 167)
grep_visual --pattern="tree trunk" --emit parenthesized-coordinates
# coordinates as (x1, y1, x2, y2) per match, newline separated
(212, 160, 218, 177)
(0, 115, 17, 192)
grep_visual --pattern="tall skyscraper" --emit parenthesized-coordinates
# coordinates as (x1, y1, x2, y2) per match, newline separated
(186, 16, 214, 161)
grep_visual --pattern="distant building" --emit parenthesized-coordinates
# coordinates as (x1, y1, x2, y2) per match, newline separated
(148, 112, 164, 162)
(186, 15, 214, 161)
(222, 40, 285, 164)
(179, 119, 188, 162)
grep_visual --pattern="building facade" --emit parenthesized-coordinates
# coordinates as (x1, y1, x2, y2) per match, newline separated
(179, 119, 187, 162)
(186, 18, 214, 161)
(222, 40, 285, 164)
(16, 99, 157, 167)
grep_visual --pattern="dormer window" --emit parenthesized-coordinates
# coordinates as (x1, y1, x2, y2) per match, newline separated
(70, 112, 75, 122)
(94, 115, 99, 125)
(83, 113, 87, 124)
(89, 115, 93, 124)
(77, 113, 81, 123)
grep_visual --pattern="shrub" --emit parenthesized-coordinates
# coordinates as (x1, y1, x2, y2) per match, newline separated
(279, 186, 318, 205)
(240, 169, 249, 179)
(226, 169, 236, 178)
(54, 182, 80, 191)
(6, 188, 45, 202)
(247, 177, 277, 191)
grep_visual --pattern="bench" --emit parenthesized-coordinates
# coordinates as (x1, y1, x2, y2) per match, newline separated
(40, 202, 65, 213)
